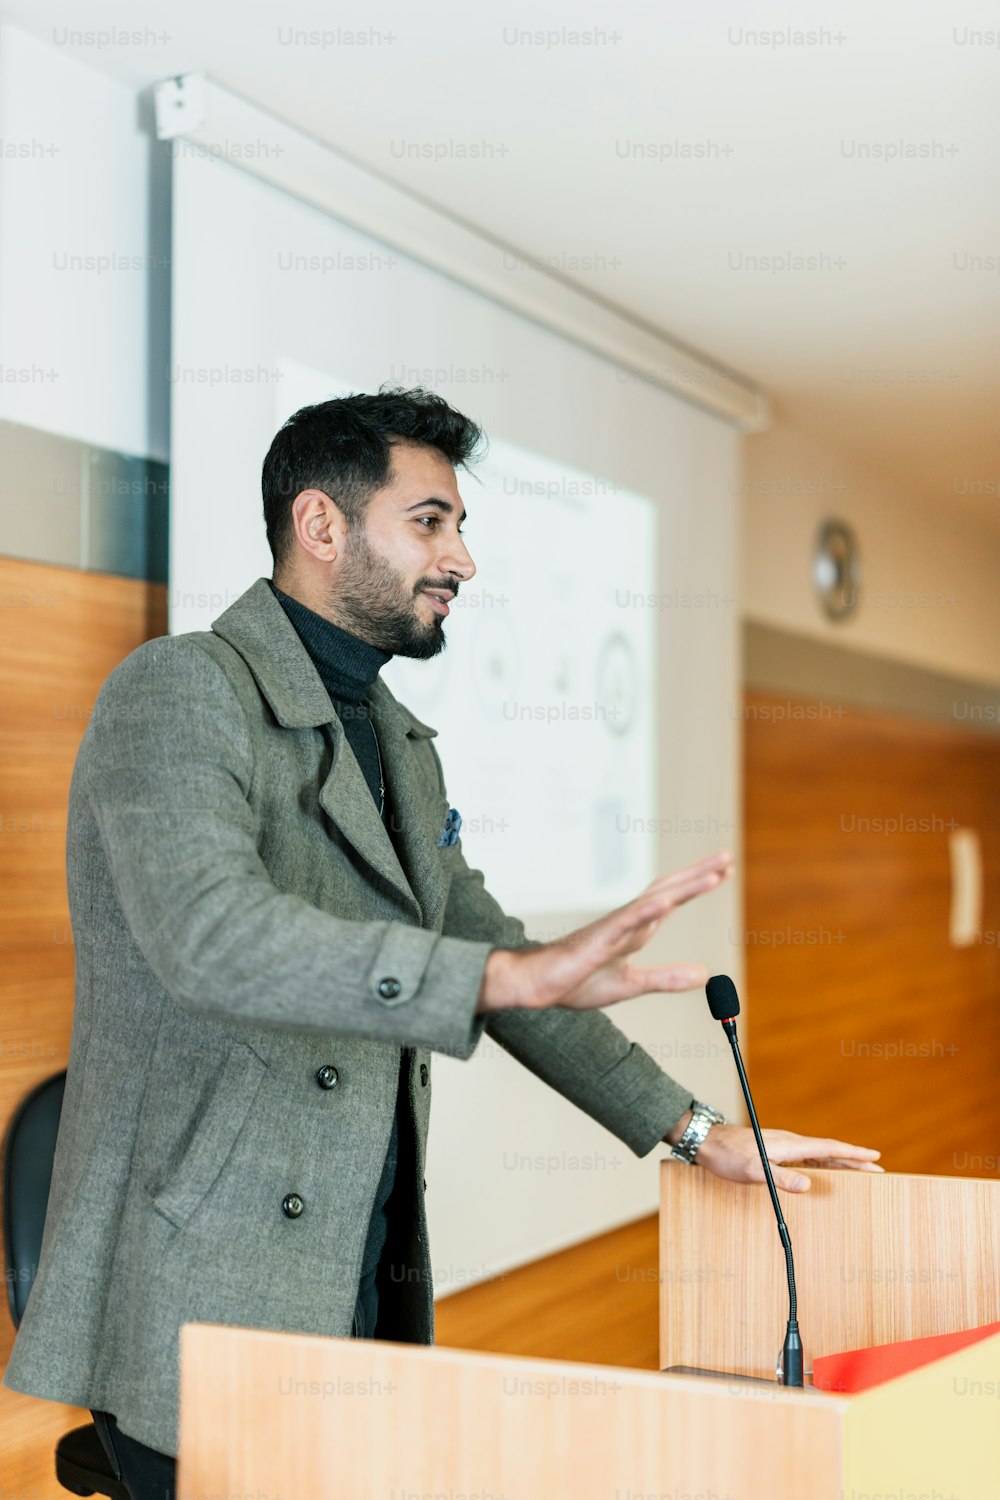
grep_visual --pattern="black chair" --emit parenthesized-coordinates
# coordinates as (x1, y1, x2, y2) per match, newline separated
(3, 1071, 128, 1499)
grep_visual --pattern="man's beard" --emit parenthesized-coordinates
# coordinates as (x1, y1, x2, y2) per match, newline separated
(325, 523, 451, 660)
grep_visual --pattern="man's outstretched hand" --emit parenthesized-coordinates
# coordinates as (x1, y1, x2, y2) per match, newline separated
(666, 1117, 884, 1193)
(473, 849, 880, 1189)
(476, 848, 734, 1015)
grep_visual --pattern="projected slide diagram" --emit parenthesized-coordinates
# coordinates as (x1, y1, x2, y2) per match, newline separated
(275, 364, 657, 916)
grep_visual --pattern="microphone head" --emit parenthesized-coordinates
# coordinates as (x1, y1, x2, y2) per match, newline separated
(706, 974, 740, 1021)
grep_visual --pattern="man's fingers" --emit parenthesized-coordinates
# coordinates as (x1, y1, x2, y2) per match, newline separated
(612, 962, 709, 999)
(562, 960, 709, 1012)
(572, 872, 726, 965)
(760, 1133, 881, 1164)
(761, 1135, 885, 1178)
(798, 1158, 886, 1172)
(644, 850, 734, 895)
(693, 1125, 887, 1196)
(530, 848, 735, 1012)
(734, 1151, 812, 1193)
(572, 849, 734, 958)
(804, 1138, 881, 1161)
(625, 869, 728, 930)
(769, 1164, 812, 1193)
(637, 962, 710, 993)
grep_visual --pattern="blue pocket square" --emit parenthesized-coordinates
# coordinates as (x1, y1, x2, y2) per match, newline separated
(437, 808, 462, 847)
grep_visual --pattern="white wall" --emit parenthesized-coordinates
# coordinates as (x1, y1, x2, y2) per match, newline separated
(0, 26, 745, 1288)
(0, 23, 168, 461)
(742, 418, 1000, 687)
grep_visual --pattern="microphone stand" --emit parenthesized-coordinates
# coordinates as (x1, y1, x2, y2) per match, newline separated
(720, 1015, 803, 1386)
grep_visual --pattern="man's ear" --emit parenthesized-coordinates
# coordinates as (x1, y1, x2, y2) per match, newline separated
(290, 489, 348, 561)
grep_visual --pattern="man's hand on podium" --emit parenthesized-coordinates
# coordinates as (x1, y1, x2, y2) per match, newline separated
(663, 1115, 883, 1193)
(474, 846, 880, 1194)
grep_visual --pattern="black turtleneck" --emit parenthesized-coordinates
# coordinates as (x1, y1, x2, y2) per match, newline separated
(268, 581, 394, 828)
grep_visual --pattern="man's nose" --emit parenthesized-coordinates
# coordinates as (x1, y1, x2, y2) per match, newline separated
(438, 534, 476, 583)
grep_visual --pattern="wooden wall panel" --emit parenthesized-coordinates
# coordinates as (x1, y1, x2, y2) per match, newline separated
(0, 556, 166, 1498)
(743, 689, 1000, 1177)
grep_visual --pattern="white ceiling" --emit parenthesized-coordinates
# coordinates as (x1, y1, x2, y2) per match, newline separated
(5, 0, 999, 527)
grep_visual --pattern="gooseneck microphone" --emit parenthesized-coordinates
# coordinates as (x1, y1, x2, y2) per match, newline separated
(705, 974, 804, 1387)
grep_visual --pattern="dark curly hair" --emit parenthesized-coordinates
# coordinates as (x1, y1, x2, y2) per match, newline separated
(262, 385, 486, 568)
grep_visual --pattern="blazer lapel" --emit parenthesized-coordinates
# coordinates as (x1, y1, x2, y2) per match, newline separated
(211, 577, 448, 929)
(366, 677, 450, 931)
(315, 716, 422, 924)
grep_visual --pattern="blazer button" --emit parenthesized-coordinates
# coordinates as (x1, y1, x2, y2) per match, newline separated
(282, 1193, 304, 1219)
(377, 977, 402, 999)
(419, 1063, 429, 1087)
(316, 1064, 339, 1089)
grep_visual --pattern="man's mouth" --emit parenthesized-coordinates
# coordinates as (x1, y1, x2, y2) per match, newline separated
(422, 589, 454, 618)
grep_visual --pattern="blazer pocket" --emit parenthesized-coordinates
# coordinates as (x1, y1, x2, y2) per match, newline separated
(149, 1041, 268, 1230)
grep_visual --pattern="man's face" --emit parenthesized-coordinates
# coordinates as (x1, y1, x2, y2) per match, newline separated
(324, 440, 477, 659)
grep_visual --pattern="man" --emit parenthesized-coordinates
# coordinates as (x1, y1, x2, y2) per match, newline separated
(4, 387, 880, 1498)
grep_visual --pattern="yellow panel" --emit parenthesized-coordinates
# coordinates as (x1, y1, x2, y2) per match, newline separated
(845, 1331, 1000, 1499)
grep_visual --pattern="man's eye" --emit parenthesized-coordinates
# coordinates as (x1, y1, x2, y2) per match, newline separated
(418, 516, 465, 534)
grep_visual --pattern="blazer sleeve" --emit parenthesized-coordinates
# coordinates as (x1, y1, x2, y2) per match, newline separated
(80, 635, 494, 1059)
(429, 745, 696, 1158)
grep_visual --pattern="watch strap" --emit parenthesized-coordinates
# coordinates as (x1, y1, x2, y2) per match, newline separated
(669, 1099, 725, 1165)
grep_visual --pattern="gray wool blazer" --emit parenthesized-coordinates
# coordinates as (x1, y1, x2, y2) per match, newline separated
(3, 576, 695, 1457)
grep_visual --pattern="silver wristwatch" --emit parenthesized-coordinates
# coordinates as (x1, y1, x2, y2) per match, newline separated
(669, 1099, 725, 1164)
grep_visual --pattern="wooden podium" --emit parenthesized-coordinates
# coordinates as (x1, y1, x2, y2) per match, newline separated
(177, 1168, 1000, 1499)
